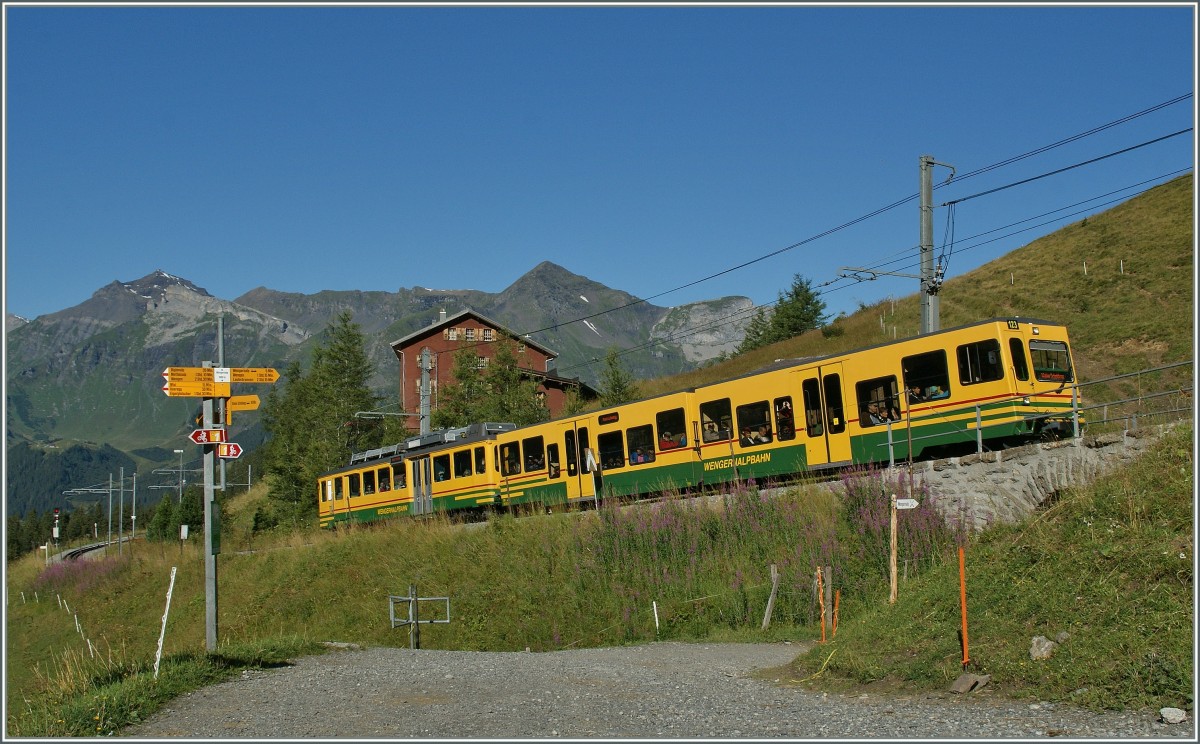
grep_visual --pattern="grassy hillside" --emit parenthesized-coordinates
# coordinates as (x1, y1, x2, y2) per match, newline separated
(4, 174, 1193, 736)
(642, 173, 1194, 404)
(4, 423, 1192, 735)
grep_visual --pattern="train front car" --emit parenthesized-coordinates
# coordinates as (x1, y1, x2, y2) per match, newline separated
(1006, 318, 1080, 440)
(849, 317, 1080, 463)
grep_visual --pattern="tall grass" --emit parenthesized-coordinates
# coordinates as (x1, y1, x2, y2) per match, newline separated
(6, 426, 1192, 735)
(789, 423, 1194, 712)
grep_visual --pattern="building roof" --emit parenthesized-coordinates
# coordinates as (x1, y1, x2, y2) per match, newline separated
(389, 308, 558, 359)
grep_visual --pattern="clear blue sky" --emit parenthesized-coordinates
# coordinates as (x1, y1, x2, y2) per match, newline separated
(4, 4, 1195, 327)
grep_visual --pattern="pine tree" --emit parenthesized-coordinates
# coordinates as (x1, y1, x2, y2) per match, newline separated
(765, 274, 828, 344)
(432, 346, 490, 429)
(483, 339, 549, 426)
(260, 311, 379, 524)
(598, 348, 640, 408)
(736, 274, 828, 353)
(736, 307, 772, 355)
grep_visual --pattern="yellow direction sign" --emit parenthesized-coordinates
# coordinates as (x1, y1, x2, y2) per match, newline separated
(227, 394, 260, 411)
(217, 367, 280, 383)
(162, 380, 231, 398)
(224, 394, 260, 425)
(163, 366, 213, 383)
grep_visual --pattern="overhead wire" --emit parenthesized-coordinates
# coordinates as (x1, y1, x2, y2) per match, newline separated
(553, 165, 1192, 377)
(411, 94, 1194, 378)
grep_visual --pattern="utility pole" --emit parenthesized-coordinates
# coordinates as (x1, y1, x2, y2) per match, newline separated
(419, 347, 432, 435)
(174, 449, 185, 502)
(919, 154, 955, 334)
(118, 466, 125, 556)
(202, 362, 219, 653)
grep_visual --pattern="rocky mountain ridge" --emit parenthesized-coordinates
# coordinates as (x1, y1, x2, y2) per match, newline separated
(5, 263, 752, 456)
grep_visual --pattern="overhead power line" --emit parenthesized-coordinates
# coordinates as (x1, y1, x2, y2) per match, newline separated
(943, 129, 1193, 206)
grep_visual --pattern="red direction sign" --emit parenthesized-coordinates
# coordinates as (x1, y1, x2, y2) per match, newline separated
(217, 442, 243, 459)
(189, 429, 228, 445)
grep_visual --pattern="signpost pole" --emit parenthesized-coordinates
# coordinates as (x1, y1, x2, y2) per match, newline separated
(202, 365, 219, 653)
(889, 493, 898, 605)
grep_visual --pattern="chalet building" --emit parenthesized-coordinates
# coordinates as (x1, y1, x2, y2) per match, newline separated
(389, 309, 597, 429)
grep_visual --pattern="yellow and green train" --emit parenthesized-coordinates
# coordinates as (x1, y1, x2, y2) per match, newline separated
(318, 316, 1078, 528)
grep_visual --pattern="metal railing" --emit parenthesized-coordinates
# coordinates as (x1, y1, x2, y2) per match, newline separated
(389, 584, 451, 649)
(873, 360, 1193, 460)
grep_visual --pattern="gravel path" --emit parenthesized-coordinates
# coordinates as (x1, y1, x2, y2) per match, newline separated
(121, 642, 1193, 739)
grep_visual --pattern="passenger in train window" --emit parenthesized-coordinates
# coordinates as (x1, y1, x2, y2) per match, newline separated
(755, 425, 772, 443)
(739, 427, 756, 447)
(660, 431, 677, 450)
(907, 384, 926, 403)
(702, 421, 720, 442)
(864, 402, 887, 426)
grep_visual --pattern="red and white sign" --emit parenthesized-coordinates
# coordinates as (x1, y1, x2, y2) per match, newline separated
(217, 442, 243, 459)
(189, 429, 227, 445)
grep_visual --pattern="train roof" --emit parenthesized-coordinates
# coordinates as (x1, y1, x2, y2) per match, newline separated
(327, 421, 518, 474)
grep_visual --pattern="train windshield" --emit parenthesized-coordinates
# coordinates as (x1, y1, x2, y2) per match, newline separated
(1029, 340, 1073, 383)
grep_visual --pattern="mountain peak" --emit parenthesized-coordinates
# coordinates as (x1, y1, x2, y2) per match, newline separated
(122, 270, 211, 300)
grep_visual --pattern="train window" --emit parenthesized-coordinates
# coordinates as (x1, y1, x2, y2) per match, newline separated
(902, 350, 951, 401)
(474, 446, 486, 474)
(433, 454, 450, 482)
(802, 379, 824, 437)
(547, 443, 561, 478)
(735, 401, 772, 446)
(774, 397, 796, 441)
(322, 479, 335, 502)
(957, 339, 1004, 385)
(1029, 340, 1073, 383)
(699, 399, 733, 442)
(579, 428, 592, 473)
(333, 476, 344, 500)
(348, 473, 361, 497)
(1009, 338, 1030, 381)
(656, 408, 687, 449)
(378, 467, 391, 492)
(597, 431, 626, 469)
(363, 470, 376, 495)
(453, 450, 473, 478)
(500, 443, 521, 476)
(822, 374, 847, 434)
(523, 436, 546, 471)
(855, 377, 901, 427)
(565, 430, 579, 476)
(626, 425, 656, 465)
(392, 461, 407, 489)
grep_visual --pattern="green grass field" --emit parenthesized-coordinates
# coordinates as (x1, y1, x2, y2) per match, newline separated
(5, 174, 1193, 736)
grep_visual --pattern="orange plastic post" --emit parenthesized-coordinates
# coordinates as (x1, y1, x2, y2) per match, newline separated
(958, 545, 970, 667)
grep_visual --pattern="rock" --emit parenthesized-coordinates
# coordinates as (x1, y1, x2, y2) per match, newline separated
(1030, 636, 1058, 660)
(1160, 708, 1187, 725)
(1055, 631, 1070, 644)
(949, 673, 992, 694)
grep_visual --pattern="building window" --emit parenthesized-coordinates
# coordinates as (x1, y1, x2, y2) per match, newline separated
(447, 328, 459, 341)
(483, 329, 495, 341)
(465, 328, 476, 341)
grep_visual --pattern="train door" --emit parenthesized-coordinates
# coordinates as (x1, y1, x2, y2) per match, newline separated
(564, 424, 596, 504)
(410, 456, 433, 515)
(798, 364, 852, 467)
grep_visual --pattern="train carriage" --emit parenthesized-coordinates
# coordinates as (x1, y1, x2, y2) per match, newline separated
(317, 422, 516, 528)
(318, 317, 1077, 526)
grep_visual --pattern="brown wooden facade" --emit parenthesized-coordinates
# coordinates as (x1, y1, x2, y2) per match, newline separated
(389, 309, 596, 429)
